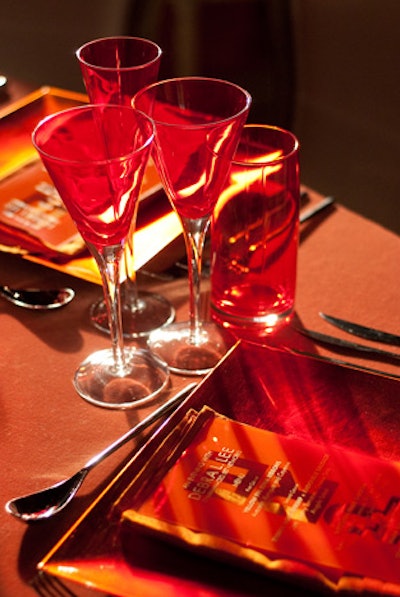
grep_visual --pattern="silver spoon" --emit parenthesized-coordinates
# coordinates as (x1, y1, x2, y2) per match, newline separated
(299, 195, 335, 223)
(5, 383, 197, 522)
(0, 285, 75, 309)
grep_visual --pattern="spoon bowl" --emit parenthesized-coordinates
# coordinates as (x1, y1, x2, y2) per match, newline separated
(6, 469, 89, 521)
(0, 285, 75, 309)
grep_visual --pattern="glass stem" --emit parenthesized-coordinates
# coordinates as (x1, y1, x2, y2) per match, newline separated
(122, 203, 141, 313)
(89, 242, 127, 375)
(181, 216, 209, 344)
(123, 238, 141, 312)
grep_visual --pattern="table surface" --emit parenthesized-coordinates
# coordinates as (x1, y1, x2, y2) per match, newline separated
(1, 181, 399, 596)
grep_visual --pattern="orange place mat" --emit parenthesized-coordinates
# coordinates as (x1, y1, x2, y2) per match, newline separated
(123, 406, 400, 591)
(38, 342, 400, 596)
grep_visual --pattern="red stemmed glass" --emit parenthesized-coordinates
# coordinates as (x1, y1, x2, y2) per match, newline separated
(134, 77, 251, 375)
(76, 36, 174, 338)
(33, 105, 169, 408)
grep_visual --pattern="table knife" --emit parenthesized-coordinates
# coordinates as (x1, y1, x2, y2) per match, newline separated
(319, 312, 400, 347)
(286, 346, 400, 380)
(299, 328, 400, 362)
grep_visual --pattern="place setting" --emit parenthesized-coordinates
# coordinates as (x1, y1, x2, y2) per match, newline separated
(2, 31, 400, 597)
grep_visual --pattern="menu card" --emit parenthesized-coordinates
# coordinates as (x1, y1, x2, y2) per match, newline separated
(0, 158, 83, 255)
(122, 407, 400, 594)
(0, 156, 163, 259)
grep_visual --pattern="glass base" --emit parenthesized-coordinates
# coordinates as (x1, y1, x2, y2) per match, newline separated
(211, 304, 294, 341)
(147, 321, 229, 376)
(74, 347, 169, 409)
(90, 290, 175, 339)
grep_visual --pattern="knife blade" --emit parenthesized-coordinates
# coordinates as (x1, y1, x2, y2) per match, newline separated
(285, 346, 400, 380)
(319, 312, 400, 347)
(299, 328, 400, 362)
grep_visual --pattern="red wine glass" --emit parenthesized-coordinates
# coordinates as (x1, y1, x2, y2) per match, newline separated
(33, 105, 169, 408)
(134, 77, 251, 375)
(77, 36, 174, 338)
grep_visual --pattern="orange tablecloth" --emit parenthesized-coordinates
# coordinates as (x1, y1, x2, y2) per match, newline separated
(0, 190, 399, 596)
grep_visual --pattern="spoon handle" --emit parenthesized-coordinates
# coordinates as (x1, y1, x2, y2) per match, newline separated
(300, 196, 335, 223)
(84, 383, 197, 471)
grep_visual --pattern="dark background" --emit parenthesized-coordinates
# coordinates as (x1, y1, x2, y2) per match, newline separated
(1, 0, 399, 233)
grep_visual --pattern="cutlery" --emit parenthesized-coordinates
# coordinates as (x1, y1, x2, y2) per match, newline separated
(0, 74, 7, 100)
(5, 383, 197, 522)
(285, 346, 400, 380)
(32, 572, 66, 597)
(0, 285, 75, 310)
(299, 196, 335, 223)
(319, 312, 400, 347)
(298, 328, 400, 362)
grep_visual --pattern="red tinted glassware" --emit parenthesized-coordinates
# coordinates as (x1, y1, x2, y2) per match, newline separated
(77, 36, 162, 106)
(211, 124, 300, 339)
(134, 77, 252, 375)
(77, 36, 174, 339)
(33, 105, 169, 408)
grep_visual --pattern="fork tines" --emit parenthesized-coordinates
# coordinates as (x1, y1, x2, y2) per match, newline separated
(31, 572, 76, 597)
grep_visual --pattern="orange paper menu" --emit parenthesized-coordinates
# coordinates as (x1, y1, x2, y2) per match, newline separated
(0, 156, 163, 257)
(123, 407, 400, 593)
(0, 158, 83, 254)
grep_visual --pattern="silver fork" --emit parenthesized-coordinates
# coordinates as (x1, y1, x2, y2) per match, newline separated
(31, 573, 76, 597)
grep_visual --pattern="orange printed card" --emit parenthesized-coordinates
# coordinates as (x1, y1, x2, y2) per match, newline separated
(0, 157, 163, 256)
(123, 407, 400, 591)
(0, 159, 83, 254)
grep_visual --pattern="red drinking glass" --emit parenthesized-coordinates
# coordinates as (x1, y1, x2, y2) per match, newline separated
(134, 77, 251, 375)
(33, 105, 169, 408)
(76, 36, 174, 338)
(76, 36, 162, 106)
(211, 124, 300, 339)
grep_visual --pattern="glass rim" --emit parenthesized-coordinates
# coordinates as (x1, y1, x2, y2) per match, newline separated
(133, 76, 252, 130)
(76, 36, 162, 72)
(32, 104, 155, 166)
(232, 124, 299, 166)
